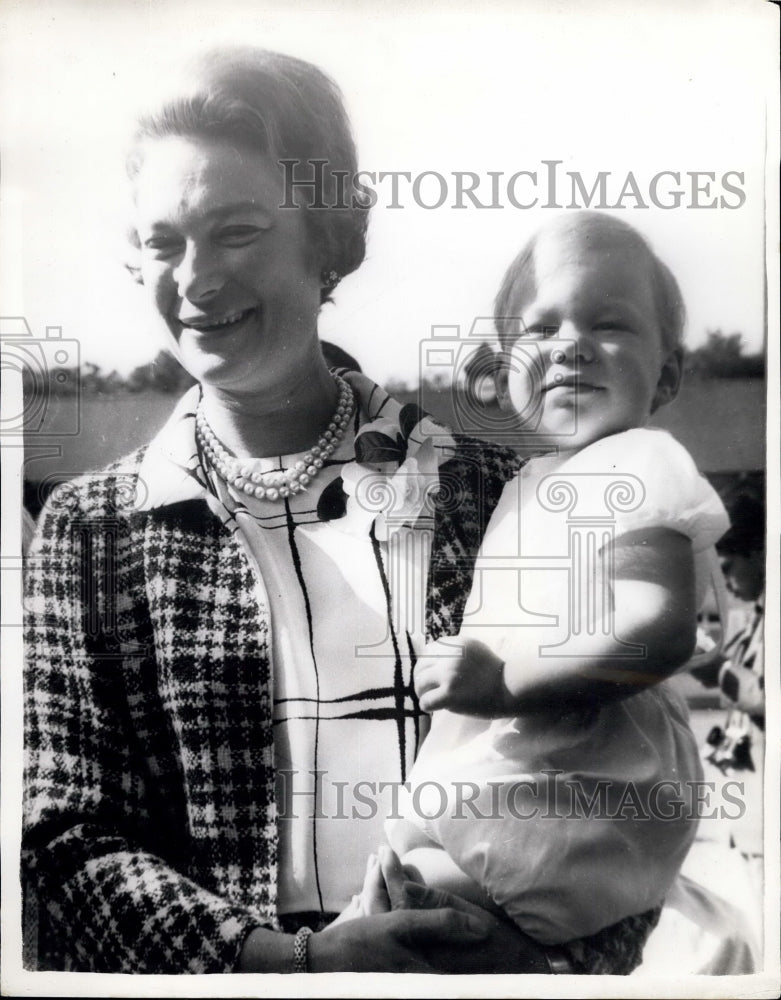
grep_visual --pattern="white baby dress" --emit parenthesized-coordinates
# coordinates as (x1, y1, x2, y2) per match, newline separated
(387, 429, 730, 945)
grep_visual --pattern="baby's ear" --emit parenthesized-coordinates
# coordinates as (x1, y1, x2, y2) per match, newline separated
(651, 348, 684, 413)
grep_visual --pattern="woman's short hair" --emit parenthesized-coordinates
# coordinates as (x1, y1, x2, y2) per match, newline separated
(126, 47, 369, 302)
(494, 212, 686, 354)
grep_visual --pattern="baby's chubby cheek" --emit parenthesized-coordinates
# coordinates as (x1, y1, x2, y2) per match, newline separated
(503, 343, 545, 424)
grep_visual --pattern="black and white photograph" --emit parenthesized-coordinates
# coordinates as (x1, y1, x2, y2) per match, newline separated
(1, 1, 778, 996)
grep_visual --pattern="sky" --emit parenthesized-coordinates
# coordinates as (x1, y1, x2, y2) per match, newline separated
(0, 0, 775, 386)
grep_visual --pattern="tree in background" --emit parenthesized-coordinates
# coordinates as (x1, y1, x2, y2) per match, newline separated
(685, 331, 765, 379)
(27, 329, 766, 399)
(126, 351, 197, 393)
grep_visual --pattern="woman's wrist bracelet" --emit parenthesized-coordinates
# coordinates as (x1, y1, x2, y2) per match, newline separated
(545, 945, 575, 974)
(292, 926, 313, 973)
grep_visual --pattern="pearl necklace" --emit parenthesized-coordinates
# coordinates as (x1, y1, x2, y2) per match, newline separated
(195, 373, 354, 501)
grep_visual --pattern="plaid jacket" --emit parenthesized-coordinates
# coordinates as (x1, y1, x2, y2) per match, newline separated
(23, 412, 659, 974)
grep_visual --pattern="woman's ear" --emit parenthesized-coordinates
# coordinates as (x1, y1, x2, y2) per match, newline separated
(651, 348, 683, 413)
(125, 262, 144, 285)
(124, 225, 144, 285)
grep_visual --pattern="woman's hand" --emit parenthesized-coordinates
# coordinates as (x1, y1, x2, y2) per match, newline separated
(373, 845, 551, 975)
(239, 845, 550, 974)
(414, 638, 512, 716)
(395, 881, 551, 974)
(313, 848, 484, 971)
(309, 906, 490, 973)
(305, 845, 551, 974)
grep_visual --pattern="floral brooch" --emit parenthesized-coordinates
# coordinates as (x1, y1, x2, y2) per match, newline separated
(317, 401, 457, 540)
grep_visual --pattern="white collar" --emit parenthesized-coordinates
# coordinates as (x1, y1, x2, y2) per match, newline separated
(135, 385, 207, 511)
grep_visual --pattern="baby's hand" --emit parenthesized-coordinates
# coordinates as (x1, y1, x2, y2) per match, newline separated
(414, 638, 511, 716)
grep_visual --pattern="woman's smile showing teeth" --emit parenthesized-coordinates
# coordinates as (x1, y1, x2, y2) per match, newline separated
(180, 307, 257, 332)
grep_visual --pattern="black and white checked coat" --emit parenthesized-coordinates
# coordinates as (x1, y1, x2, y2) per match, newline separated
(23, 408, 659, 974)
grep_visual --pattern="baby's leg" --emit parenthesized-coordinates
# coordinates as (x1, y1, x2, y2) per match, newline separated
(329, 852, 390, 925)
(386, 815, 437, 855)
(389, 818, 505, 916)
(401, 846, 505, 917)
(332, 815, 433, 926)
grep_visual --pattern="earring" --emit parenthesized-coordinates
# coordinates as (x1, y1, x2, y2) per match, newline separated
(321, 268, 340, 290)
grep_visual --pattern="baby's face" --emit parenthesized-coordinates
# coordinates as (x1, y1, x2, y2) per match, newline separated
(498, 227, 678, 451)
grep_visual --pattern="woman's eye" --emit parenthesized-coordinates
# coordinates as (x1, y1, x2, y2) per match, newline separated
(217, 226, 264, 246)
(142, 236, 183, 260)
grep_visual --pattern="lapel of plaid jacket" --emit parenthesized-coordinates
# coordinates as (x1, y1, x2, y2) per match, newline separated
(427, 436, 523, 641)
(139, 498, 279, 924)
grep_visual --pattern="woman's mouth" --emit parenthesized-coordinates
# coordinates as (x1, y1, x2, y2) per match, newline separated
(179, 307, 258, 333)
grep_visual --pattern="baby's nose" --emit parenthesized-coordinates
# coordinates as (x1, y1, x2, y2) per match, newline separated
(555, 323, 596, 362)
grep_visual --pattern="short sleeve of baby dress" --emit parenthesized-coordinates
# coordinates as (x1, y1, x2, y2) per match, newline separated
(557, 427, 728, 556)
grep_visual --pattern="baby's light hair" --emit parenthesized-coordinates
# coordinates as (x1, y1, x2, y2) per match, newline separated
(494, 212, 686, 354)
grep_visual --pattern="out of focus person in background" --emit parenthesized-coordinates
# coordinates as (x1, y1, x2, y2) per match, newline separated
(692, 489, 765, 907)
(715, 492, 765, 721)
(694, 491, 765, 767)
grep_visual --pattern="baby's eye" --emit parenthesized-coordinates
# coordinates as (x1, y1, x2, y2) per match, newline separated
(593, 319, 630, 333)
(520, 323, 560, 339)
(217, 225, 266, 246)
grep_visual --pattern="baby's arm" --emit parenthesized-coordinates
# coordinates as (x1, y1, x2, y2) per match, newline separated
(416, 526, 696, 715)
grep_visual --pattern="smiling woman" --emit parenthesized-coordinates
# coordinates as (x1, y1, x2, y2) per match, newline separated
(122, 47, 370, 454)
(133, 135, 323, 399)
(23, 46, 669, 977)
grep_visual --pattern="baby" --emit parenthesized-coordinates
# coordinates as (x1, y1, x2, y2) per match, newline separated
(344, 213, 729, 946)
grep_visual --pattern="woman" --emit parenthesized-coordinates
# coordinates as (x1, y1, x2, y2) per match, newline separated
(23, 46, 659, 974)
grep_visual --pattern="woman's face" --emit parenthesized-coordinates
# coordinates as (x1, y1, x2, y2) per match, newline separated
(134, 135, 322, 394)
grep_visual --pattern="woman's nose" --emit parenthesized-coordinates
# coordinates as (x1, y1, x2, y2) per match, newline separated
(556, 321, 596, 363)
(173, 243, 223, 303)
